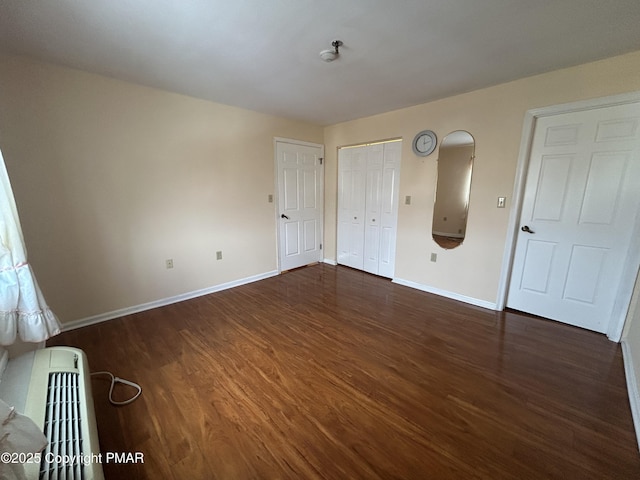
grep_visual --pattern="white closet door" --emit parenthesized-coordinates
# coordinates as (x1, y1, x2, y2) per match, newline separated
(363, 144, 384, 274)
(338, 141, 401, 278)
(337, 146, 366, 269)
(336, 147, 352, 266)
(378, 141, 401, 278)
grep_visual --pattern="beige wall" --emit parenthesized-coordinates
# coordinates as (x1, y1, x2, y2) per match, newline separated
(0, 53, 323, 324)
(324, 50, 640, 304)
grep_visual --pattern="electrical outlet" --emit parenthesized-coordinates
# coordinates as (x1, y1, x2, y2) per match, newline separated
(216, 251, 223, 260)
(268, 194, 273, 203)
(166, 259, 174, 269)
(430, 253, 437, 262)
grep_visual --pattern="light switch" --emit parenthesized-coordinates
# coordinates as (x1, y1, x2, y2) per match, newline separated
(497, 197, 506, 208)
(405, 195, 411, 205)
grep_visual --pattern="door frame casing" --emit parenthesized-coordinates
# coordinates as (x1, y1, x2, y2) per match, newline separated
(273, 137, 325, 273)
(496, 91, 640, 341)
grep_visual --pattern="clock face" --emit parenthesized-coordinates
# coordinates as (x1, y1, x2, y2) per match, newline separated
(412, 130, 437, 156)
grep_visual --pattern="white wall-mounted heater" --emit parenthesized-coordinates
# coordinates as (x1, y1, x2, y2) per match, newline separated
(1, 346, 104, 480)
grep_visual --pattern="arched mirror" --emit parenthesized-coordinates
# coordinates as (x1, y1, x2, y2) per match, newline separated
(432, 130, 475, 249)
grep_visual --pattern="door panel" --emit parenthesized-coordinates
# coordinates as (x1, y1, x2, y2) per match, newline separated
(563, 245, 607, 304)
(596, 117, 639, 141)
(277, 141, 323, 271)
(363, 223, 380, 274)
(303, 169, 317, 209)
(519, 240, 557, 294)
(507, 102, 640, 333)
(532, 155, 572, 221)
(283, 167, 299, 210)
(379, 226, 393, 270)
(303, 219, 317, 252)
(579, 152, 628, 225)
(348, 222, 364, 270)
(284, 222, 299, 256)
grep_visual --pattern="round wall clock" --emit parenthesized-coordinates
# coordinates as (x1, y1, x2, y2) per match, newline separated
(412, 130, 437, 157)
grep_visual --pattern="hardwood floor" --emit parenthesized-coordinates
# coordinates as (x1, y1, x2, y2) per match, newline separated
(48, 264, 640, 479)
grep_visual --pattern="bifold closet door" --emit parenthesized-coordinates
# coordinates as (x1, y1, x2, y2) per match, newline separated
(337, 146, 366, 269)
(338, 141, 401, 278)
(369, 141, 401, 277)
(363, 144, 384, 274)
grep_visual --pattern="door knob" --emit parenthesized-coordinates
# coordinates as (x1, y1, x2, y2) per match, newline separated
(281, 214, 289, 219)
(521, 225, 535, 234)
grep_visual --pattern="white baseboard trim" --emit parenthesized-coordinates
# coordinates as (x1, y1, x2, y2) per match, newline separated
(392, 278, 498, 311)
(62, 270, 280, 333)
(323, 258, 338, 266)
(621, 340, 640, 451)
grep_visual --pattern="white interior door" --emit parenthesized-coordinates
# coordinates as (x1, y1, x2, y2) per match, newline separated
(507, 102, 640, 333)
(276, 140, 323, 271)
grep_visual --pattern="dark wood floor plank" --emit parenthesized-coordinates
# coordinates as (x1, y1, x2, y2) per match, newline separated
(48, 264, 640, 479)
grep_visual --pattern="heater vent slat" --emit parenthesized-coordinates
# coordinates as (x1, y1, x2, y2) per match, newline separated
(40, 372, 85, 480)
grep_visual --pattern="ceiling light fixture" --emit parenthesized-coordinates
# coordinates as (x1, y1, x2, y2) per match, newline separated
(319, 40, 343, 62)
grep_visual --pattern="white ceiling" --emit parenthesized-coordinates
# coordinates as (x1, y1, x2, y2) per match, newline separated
(1, 0, 639, 126)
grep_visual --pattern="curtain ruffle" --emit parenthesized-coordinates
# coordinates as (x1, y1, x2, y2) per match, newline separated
(0, 264, 61, 345)
(0, 309, 61, 345)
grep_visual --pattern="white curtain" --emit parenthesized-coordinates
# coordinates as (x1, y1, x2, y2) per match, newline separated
(0, 149, 61, 345)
